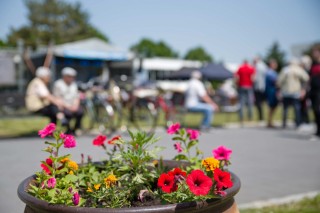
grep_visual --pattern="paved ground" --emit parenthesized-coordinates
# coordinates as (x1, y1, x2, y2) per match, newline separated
(1, 125, 320, 212)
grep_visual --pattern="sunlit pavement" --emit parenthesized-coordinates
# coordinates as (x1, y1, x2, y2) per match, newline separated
(0, 125, 320, 212)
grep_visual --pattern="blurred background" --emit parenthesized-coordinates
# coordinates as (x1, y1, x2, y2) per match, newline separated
(0, 1, 320, 212)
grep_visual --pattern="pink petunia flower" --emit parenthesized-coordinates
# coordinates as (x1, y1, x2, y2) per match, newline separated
(212, 146, 232, 161)
(63, 134, 77, 148)
(173, 142, 183, 153)
(72, 192, 80, 206)
(187, 129, 200, 140)
(47, 177, 56, 188)
(167, 123, 181, 134)
(38, 123, 56, 138)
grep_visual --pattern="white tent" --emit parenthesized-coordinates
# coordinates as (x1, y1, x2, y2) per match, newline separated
(53, 38, 133, 61)
(142, 57, 202, 71)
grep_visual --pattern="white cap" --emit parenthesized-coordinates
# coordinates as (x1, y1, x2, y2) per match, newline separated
(36, 66, 51, 77)
(61, 67, 77, 76)
(191, 70, 202, 79)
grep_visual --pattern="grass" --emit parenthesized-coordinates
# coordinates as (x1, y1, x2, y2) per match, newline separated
(0, 104, 309, 138)
(241, 194, 320, 213)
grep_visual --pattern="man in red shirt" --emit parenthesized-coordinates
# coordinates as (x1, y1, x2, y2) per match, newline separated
(235, 60, 256, 124)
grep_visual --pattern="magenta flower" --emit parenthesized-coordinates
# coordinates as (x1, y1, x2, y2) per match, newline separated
(47, 177, 56, 188)
(174, 142, 183, 153)
(63, 134, 77, 148)
(187, 129, 200, 140)
(212, 146, 232, 161)
(38, 123, 56, 138)
(72, 192, 80, 206)
(167, 123, 181, 134)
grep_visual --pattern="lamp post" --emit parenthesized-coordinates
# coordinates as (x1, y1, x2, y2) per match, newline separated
(16, 39, 24, 93)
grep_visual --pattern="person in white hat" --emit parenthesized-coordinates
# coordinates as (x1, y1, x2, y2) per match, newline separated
(185, 70, 219, 130)
(53, 67, 83, 134)
(25, 66, 65, 123)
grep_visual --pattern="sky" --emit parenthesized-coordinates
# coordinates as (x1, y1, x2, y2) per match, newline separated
(0, 0, 319, 63)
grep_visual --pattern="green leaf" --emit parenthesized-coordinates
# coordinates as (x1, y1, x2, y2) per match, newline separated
(44, 141, 57, 147)
(172, 136, 184, 141)
(55, 167, 68, 175)
(48, 189, 56, 198)
(173, 154, 188, 161)
(64, 174, 78, 183)
(187, 140, 198, 150)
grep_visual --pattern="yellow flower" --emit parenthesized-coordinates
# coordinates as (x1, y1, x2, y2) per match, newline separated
(87, 187, 93, 193)
(202, 157, 220, 171)
(104, 174, 117, 188)
(68, 160, 79, 171)
(60, 157, 70, 164)
(94, 184, 101, 190)
(69, 171, 74, 175)
(152, 160, 158, 166)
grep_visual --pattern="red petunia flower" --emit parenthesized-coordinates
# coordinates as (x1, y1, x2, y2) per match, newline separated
(41, 158, 53, 175)
(213, 168, 233, 190)
(93, 135, 107, 146)
(186, 169, 213, 196)
(168, 168, 187, 178)
(46, 158, 53, 166)
(108, 135, 121, 144)
(157, 173, 177, 193)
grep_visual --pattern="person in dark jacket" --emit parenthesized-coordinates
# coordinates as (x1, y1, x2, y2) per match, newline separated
(309, 45, 320, 137)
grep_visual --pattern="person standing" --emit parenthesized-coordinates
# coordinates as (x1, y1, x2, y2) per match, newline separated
(309, 46, 320, 138)
(53, 67, 83, 134)
(185, 71, 219, 130)
(277, 59, 309, 128)
(25, 66, 65, 123)
(235, 60, 256, 124)
(265, 59, 279, 128)
(253, 57, 268, 121)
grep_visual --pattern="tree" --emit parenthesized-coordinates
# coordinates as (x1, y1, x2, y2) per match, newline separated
(7, 0, 108, 48)
(130, 38, 178, 58)
(264, 42, 286, 72)
(184, 46, 213, 62)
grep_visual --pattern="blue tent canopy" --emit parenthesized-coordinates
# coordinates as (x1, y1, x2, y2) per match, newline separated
(53, 38, 132, 61)
(169, 63, 233, 80)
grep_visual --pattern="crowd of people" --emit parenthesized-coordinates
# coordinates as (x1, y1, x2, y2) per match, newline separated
(234, 45, 320, 138)
(25, 66, 83, 135)
(24, 45, 320, 138)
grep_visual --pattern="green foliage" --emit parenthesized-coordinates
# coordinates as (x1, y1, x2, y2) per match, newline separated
(160, 183, 218, 204)
(264, 41, 286, 72)
(7, 0, 108, 48)
(184, 46, 213, 62)
(130, 38, 178, 58)
(171, 128, 203, 171)
(241, 194, 320, 213)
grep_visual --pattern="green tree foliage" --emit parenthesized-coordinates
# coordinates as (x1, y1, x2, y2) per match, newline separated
(303, 42, 320, 57)
(130, 38, 178, 58)
(184, 46, 213, 62)
(264, 41, 286, 72)
(7, 0, 108, 48)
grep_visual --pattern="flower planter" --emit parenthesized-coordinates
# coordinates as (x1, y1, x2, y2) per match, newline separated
(18, 160, 241, 213)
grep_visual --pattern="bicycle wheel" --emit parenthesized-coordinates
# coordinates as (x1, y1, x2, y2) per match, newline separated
(97, 103, 119, 135)
(83, 99, 96, 131)
(132, 100, 158, 134)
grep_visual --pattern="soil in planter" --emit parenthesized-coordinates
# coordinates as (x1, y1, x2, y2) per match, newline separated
(132, 191, 161, 207)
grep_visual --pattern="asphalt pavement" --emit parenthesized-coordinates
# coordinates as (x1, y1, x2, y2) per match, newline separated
(1, 125, 320, 212)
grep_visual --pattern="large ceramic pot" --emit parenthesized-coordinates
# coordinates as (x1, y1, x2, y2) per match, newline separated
(18, 160, 241, 213)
